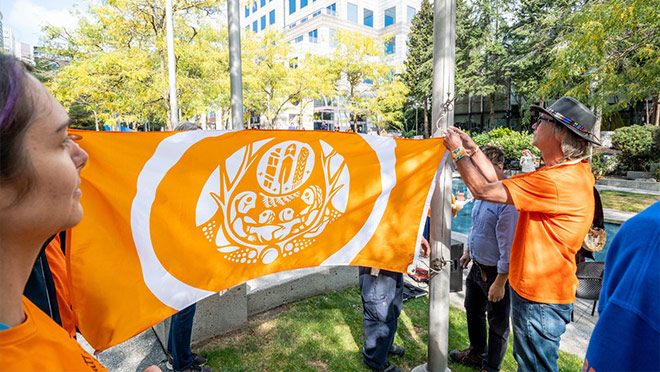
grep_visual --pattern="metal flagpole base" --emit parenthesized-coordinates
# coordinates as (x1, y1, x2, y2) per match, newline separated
(411, 363, 451, 372)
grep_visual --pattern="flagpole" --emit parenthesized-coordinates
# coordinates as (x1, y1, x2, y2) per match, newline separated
(165, 0, 178, 130)
(227, 0, 244, 129)
(412, 0, 456, 370)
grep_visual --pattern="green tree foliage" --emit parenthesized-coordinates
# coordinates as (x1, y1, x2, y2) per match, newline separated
(331, 31, 400, 131)
(611, 125, 660, 171)
(455, 0, 510, 128)
(472, 127, 538, 165)
(43, 0, 223, 130)
(505, 0, 583, 116)
(402, 0, 433, 137)
(541, 0, 660, 125)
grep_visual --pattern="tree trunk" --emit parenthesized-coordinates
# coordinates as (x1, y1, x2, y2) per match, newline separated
(653, 94, 660, 126)
(299, 100, 304, 129)
(201, 111, 207, 130)
(594, 106, 602, 143)
(93, 110, 99, 132)
(489, 93, 495, 129)
(423, 98, 429, 138)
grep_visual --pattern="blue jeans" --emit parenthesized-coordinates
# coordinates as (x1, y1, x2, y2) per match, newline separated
(167, 304, 196, 371)
(359, 267, 403, 370)
(511, 289, 572, 372)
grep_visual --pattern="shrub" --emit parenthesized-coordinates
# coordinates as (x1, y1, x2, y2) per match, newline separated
(591, 152, 607, 178)
(611, 125, 660, 171)
(471, 128, 537, 167)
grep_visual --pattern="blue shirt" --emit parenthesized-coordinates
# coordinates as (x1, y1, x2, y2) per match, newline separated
(583, 201, 660, 372)
(467, 200, 518, 274)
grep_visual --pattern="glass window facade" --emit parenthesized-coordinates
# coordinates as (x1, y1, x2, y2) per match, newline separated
(308, 29, 318, 43)
(289, 0, 296, 14)
(252, 2, 257, 12)
(252, 20, 258, 32)
(269, 10, 275, 24)
(294, 35, 303, 43)
(364, 8, 373, 27)
(347, 3, 357, 23)
(245, 6, 249, 17)
(261, 0, 266, 6)
(261, 15, 266, 30)
(326, 3, 336, 16)
(384, 7, 396, 26)
(407, 6, 416, 24)
(301, 0, 308, 9)
(329, 28, 337, 47)
(385, 37, 395, 54)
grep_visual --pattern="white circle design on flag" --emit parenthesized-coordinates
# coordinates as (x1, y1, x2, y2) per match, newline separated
(130, 131, 395, 310)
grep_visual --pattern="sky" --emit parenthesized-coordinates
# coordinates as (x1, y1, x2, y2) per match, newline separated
(1, 0, 80, 46)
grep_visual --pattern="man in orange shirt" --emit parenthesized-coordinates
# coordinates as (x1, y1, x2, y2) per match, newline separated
(443, 97, 601, 372)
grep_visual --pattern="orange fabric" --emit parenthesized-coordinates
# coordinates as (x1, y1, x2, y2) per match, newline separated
(44, 233, 78, 336)
(0, 297, 108, 372)
(67, 130, 446, 350)
(502, 160, 594, 304)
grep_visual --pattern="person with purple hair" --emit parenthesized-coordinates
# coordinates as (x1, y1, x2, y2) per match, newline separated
(0, 54, 160, 372)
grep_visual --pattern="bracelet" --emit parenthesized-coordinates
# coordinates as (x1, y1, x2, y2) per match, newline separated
(451, 147, 469, 162)
(468, 147, 480, 157)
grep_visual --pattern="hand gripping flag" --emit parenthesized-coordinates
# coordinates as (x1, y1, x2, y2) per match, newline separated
(68, 129, 448, 350)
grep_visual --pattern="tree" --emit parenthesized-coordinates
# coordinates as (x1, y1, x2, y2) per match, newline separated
(43, 0, 224, 130)
(455, 0, 510, 130)
(331, 31, 393, 132)
(402, 0, 434, 137)
(540, 0, 660, 126)
(504, 0, 589, 129)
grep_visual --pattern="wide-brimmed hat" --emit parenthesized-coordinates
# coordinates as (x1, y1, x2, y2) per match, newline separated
(530, 96, 601, 145)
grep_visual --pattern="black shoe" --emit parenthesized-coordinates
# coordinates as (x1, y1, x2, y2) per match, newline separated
(192, 353, 207, 366)
(449, 348, 483, 368)
(388, 345, 405, 358)
(363, 360, 402, 372)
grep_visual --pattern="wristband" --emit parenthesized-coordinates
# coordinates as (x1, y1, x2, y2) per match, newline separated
(468, 147, 480, 157)
(451, 147, 469, 162)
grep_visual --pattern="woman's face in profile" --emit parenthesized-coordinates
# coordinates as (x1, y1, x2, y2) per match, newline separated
(2, 75, 88, 239)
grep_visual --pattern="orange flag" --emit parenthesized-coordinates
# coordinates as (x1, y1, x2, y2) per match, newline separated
(68, 129, 448, 350)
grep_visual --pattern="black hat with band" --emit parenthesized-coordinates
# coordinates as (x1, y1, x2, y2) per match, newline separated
(530, 96, 601, 146)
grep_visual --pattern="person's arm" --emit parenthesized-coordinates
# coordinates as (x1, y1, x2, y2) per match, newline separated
(449, 127, 499, 183)
(489, 205, 517, 302)
(444, 128, 513, 204)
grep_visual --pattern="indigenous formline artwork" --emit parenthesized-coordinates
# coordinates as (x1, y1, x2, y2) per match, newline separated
(68, 129, 447, 350)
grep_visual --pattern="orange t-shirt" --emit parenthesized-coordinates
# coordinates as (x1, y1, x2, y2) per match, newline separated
(44, 233, 78, 337)
(0, 297, 109, 372)
(502, 160, 594, 304)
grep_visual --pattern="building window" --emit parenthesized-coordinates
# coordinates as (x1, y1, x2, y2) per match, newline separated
(326, 3, 336, 16)
(261, 0, 266, 7)
(301, 0, 308, 9)
(245, 6, 249, 17)
(294, 35, 303, 43)
(253, 1, 257, 12)
(364, 8, 373, 27)
(313, 10, 321, 17)
(261, 15, 266, 30)
(252, 20, 258, 32)
(385, 36, 395, 54)
(269, 10, 275, 24)
(329, 28, 337, 47)
(407, 6, 416, 24)
(347, 3, 357, 23)
(308, 29, 318, 43)
(384, 6, 396, 26)
(289, 0, 296, 14)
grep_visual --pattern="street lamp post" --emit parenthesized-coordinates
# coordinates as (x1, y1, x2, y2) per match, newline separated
(227, 0, 244, 130)
(165, 0, 178, 129)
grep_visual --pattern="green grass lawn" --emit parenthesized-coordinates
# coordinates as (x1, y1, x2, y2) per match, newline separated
(195, 286, 583, 372)
(600, 190, 660, 213)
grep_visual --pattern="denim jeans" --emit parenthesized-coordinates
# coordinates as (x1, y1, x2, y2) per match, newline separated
(465, 264, 510, 371)
(167, 304, 196, 371)
(359, 267, 403, 370)
(511, 289, 572, 372)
